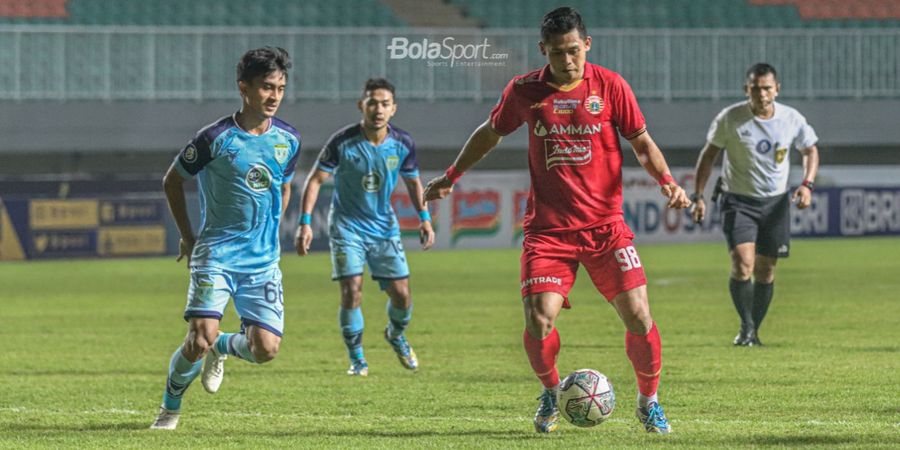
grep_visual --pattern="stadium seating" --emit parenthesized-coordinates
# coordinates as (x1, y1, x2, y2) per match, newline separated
(450, 0, 899, 28)
(0, 0, 406, 27)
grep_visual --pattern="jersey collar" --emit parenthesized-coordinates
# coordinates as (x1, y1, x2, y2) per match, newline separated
(540, 63, 593, 92)
(232, 112, 273, 136)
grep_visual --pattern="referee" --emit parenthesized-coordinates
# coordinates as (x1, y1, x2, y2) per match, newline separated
(691, 63, 820, 346)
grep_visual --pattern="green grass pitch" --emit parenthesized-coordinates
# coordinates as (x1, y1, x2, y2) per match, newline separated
(1, 238, 898, 449)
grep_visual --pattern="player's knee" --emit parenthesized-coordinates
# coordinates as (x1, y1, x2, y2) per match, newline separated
(624, 313, 653, 335)
(389, 286, 411, 306)
(340, 287, 363, 308)
(754, 266, 776, 283)
(731, 262, 753, 280)
(524, 311, 555, 338)
(251, 342, 279, 363)
(618, 304, 652, 334)
(183, 334, 215, 360)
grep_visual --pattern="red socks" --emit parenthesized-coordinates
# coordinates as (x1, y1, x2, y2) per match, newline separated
(523, 328, 561, 388)
(625, 323, 662, 397)
(524, 324, 660, 395)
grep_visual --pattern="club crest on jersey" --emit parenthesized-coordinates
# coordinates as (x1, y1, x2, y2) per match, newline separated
(756, 139, 773, 154)
(585, 95, 604, 115)
(246, 164, 273, 191)
(274, 144, 289, 164)
(361, 172, 382, 192)
(533, 120, 548, 137)
(545, 139, 592, 169)
(552, 98, 580, 115)
(386, 155, 399, 171)
(183, 144, 198, 163)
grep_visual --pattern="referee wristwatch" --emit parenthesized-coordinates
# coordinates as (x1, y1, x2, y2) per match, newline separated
(690, 193, 704, 203)
(800, 180, 815, 191)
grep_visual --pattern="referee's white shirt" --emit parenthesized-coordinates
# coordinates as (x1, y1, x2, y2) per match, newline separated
(707, 101, 818, 198)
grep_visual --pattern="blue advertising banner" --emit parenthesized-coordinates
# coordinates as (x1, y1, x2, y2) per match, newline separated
(792, 187, 900, 237)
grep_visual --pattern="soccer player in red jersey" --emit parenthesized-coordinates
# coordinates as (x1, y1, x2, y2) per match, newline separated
(424, 7, 690, 434)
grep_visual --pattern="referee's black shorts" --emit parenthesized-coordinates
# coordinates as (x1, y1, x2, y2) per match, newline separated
(721, 192, 790, 258)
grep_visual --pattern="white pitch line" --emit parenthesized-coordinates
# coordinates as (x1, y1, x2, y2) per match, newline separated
(0, 406, 893, 428)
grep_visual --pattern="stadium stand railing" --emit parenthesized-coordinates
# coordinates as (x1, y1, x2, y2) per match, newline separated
(0, 0, 406, 26)
(451, 0, 900, 28)
(0, 26, 897, 101)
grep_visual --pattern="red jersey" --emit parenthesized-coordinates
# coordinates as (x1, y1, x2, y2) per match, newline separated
(490, 62, 647, 233)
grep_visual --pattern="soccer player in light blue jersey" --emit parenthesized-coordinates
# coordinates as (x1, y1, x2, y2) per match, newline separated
(151, 47, 301, 430)
(294, 78, 434, 377)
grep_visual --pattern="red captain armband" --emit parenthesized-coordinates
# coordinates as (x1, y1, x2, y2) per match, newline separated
(658, 173, 676, 186)
(445, 165, 465, 185)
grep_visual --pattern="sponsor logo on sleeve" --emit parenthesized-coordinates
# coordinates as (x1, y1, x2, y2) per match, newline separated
(545, 139, 592, 169)
(183, 144, 198, 163)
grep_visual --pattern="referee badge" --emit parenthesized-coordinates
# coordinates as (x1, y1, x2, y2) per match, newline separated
(775, 147, 787, 163)
(584, 95, 604, 115)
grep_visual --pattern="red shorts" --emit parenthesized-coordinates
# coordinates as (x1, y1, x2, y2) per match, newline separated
(520, 220, 647, 305)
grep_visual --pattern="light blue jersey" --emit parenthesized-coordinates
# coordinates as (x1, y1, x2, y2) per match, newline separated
(314, 123, 419, 241)
(174, 113, 301, 273)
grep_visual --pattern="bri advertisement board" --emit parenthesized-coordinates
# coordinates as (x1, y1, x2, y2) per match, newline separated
(283, 168, 900, 252)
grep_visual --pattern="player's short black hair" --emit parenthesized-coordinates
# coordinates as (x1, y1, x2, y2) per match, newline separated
(746, 63, 778, 81)
(236, 47, 292, 83)
(540, 7, 587, 42)
(362, 78, 395, 97)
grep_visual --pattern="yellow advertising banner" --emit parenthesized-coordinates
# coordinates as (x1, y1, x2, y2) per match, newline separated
(97, 226, 166, 256)
(0, 199, 26, 260)
(30, 200, 99, 230)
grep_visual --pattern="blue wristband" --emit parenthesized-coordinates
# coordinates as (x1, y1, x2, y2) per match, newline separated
(300, 213, 312, 225)
(418, 210, 432, 222)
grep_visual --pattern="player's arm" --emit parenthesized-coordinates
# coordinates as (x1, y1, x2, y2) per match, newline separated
(162, 164, 195, 268)
(280, 183, 292, 217)
(424, 120, 502, 201)
(792, 144, 819, 209)
(628, 131, 691, 209)
(691, 142, 723, 223)
(294, 169, 331, 256)
(402, 176, 435, 250)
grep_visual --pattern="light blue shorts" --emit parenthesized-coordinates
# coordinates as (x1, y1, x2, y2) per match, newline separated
(183, 265, 284, 337)
(330, 235, 409, 289)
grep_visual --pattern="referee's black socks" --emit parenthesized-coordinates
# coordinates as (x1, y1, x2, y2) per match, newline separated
(752, 282, 774, 332)
(729, 278, 755, 329)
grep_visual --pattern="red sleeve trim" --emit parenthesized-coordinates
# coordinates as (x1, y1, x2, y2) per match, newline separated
(623, 125, 647, 140)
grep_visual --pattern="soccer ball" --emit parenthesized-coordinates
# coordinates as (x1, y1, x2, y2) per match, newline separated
(557, 369, 615, 427)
